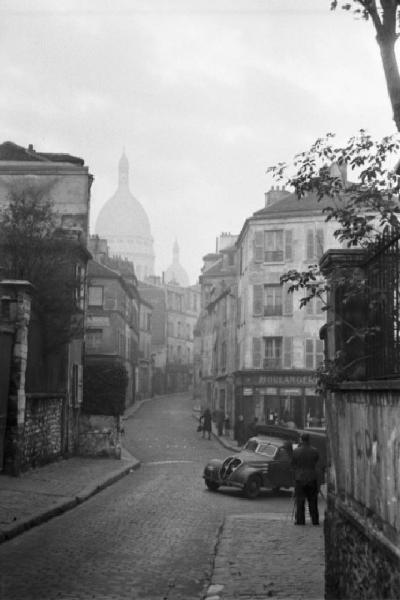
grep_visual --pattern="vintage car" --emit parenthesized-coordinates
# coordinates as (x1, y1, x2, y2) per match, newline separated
(203, 435, 296, 499)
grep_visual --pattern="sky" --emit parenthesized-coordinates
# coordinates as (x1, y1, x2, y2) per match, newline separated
(0, 0, 397, 284)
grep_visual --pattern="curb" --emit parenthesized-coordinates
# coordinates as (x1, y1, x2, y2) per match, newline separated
(0, 456, 141, 545)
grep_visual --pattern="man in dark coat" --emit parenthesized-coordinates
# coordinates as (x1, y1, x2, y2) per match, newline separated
(291, 432, 320, 525)
(201, 408, 212, 440)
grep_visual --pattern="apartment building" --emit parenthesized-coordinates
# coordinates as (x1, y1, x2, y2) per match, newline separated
(235, 187, 342, 431)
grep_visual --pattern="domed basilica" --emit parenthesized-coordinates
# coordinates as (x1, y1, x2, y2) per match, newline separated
(95, 152, 155, 281)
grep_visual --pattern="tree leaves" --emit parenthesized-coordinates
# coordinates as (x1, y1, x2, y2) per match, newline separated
(0, 182, 84, 354)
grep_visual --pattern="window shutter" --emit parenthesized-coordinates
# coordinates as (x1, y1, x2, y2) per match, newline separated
(316, 339, 324, 367)
(283, 284, 293, 315)
(306, 294, 314, 315)
(316, 228, 324, 260)
(253, 284, 263, 316)
(252, 337, 262, 368)
(254, 230, 264, 263)
(306, 230, 314, 261)
(305, 339, 314, 369)
(283, 337, 293, 368)
(285, 230, 293, 261)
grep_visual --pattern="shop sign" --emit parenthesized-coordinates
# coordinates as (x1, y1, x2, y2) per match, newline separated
(240, 373, 316, 386)
(243, 387, 253, 396)
(259, 387, 278, 395)
(280, 388, 302, 396)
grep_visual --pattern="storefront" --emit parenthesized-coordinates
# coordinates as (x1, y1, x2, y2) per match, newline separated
(234, 370, 325, 431)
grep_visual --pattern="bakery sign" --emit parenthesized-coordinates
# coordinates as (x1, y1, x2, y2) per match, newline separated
(240, 373, 316, 386)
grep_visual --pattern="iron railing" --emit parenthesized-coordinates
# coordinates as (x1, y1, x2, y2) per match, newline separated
(365, 227, 400, 379)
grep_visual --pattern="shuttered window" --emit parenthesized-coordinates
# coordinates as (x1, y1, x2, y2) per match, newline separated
(316, 228, 324, 260)
(285, 230, 293, 261)
(254, 230, 264, 263)
(252, 337, 262, 368)
(306, 230, 315, 261)
(264, 337, 282, 369)
(305, 339, 314, 369)
(253, 284, 263, 316)
(306, 293, 324, 315)
(283, 283, 293, 315)
(264, 285, 282, 316)
(283, 337, 293, 368)
(264, 230, 284, 262)
(306, 228, 324, 261)
(305, 338, 325, 369)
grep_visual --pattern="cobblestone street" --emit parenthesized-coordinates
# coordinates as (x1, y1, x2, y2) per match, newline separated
(0, 395, 324, 599)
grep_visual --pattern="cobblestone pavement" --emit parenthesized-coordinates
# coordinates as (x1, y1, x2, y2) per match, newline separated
(204, 513, 324, 600)
(0, 450, 138, 543)
(0, 394, 325, 600)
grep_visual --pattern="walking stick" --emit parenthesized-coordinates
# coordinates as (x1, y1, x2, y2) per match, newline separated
(286, 489, 296, 523)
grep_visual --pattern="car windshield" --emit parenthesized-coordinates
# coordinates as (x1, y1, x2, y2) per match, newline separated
(256, 442, 278, 458)
(243, 440, 258, 452)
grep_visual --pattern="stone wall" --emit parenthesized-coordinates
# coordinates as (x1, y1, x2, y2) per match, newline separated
(22, 394, 65, 468)
(326, 495, 400, 599)
(78, 414, 121, 458)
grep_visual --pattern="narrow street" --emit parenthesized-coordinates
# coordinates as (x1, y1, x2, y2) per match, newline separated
(0, 394, 294, 600)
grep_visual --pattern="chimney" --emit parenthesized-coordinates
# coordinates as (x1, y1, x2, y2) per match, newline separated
(264, 186, 289, 207)
(28, 144, 34, 152)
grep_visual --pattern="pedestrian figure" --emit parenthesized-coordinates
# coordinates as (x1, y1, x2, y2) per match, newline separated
(235, 414, 246, 447)
(200, 408, 212, 440)
(291, 432, 320, 525)
(247, 416, 258, 439)
(224, 415, 230, 436)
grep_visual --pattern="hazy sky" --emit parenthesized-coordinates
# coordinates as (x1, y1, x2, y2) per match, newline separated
(1, 0, 397, 283)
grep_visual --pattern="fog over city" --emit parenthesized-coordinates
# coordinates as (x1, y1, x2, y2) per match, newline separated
(1, 0, 396, 282)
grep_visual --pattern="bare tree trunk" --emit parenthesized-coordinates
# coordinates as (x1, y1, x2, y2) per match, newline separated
(378, 35, 400, 132)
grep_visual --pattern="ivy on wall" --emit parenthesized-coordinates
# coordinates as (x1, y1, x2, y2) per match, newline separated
(83, 362, 128, 416)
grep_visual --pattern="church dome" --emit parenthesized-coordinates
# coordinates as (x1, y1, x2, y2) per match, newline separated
(95, 152, 155, 281)
(164, 239, 190, 287)
(96, 152, 152, 240)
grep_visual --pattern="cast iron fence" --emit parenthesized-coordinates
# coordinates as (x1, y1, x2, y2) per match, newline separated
(365, 227, 400, 379)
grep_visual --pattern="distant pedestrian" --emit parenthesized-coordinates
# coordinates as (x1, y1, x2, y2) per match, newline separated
(247, 416, 258, 439)
(201, 408, 212, 440)
(235, 415, 246, 447)
(291, 433, 320, 526)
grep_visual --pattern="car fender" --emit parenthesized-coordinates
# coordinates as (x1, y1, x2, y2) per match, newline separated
(230, 464, 266, 485)
(205, 458, 223, 468)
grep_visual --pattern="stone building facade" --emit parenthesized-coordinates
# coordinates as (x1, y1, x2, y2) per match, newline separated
(234, 188, 342, 435)
(195, 233, 238, 434)
(86, 239, 140, 409)
(138, 297, 153, 400)
(139, 277, 200, 395)
(0, 141, 92, 473)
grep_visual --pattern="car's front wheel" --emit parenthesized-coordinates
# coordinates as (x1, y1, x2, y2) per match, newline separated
(205, 479, 219, 492)
(244, 475, 261, 499)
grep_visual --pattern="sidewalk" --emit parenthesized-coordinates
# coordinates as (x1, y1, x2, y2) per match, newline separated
(0, 394, 180, 544)
(0, 447, 140, 544)
(195, 408, 325, 600)
(204, 514, 325, 600)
